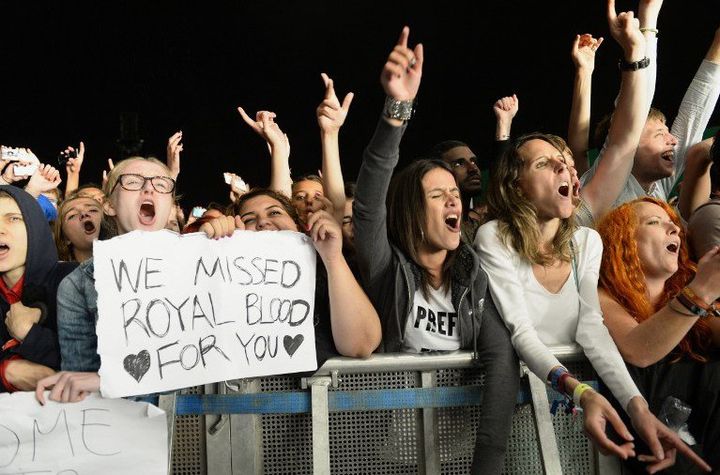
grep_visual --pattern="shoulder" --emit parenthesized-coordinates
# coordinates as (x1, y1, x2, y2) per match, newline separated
(475, 220, 501, 247)
(573, 225, 602, 249)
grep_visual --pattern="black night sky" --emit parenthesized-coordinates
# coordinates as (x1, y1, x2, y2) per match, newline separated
(1, 1, 719, 208)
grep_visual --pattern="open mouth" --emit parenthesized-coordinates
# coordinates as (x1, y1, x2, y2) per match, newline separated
(444, 214, 461, 232)
(666, 243, 679, 253)
(0, 243, 8, 257)
(139, 202, 156, 225)
(661, 150, 674, 164)
(83, 221, 96, 234)
(558, 181, 570, 198)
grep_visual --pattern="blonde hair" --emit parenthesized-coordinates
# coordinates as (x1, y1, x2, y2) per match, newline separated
(486, 133, 577, 265)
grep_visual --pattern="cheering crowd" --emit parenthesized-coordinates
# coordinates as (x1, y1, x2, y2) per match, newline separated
(1, 0, 720, 473)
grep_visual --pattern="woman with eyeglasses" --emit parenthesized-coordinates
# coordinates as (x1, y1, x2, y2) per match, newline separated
(35, 157, 238, 402)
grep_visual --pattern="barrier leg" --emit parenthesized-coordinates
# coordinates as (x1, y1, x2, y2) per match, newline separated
(527, 369, 563, 475)
(420, 370, 440, 475)
(158, 392, 177, 475)
(309, 376, 332, 475)
(229, 379, 263, 475)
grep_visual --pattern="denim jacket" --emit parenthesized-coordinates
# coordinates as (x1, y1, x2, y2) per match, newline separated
(57, 258, 100, 372)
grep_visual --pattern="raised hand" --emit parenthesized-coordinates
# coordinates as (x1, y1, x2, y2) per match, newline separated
(306, 209, 343, 263)
(381, 26, 424, 101)
(638, 0, 664, 30)
(237, 108, 290, 159)
(607, 0, 645, 60)
(199, 215, 244, 239)
(64, 141, 85, 175)
(101, 158, 115, 189)
(317, 73, 354, 135)
(166, 131, 183, 180)
(25, 163, 62, 197)
(572, 34, 604, 73)
(688, 245, 720, 304)
(493, 94, 519, 124)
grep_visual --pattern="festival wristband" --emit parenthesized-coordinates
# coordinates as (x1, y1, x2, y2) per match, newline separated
(572, 383, 593, 407)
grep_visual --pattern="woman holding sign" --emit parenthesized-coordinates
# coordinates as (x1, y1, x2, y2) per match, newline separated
(352, 27, 518, 473)
(35, 157, 239, 403)
(229, 188, 382, 363)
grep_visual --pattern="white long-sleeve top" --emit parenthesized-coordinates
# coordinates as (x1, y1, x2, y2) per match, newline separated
(475, 221, 641, 410)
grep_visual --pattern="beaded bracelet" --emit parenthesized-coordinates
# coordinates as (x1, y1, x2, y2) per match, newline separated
(676, 292, 708, 318)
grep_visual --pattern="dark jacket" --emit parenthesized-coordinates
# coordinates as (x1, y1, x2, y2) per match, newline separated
(354, 118, 519, 473)
(0, 185, 77, 390)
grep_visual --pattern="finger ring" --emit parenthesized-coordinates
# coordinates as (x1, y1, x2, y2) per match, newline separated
(409, 57, 417, 68)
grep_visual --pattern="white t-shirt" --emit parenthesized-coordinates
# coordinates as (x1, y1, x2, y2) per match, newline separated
(403, 285, 461, 353)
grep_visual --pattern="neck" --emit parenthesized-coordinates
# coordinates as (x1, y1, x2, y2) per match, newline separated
(73, 247, 93, 263)
(644, 276, 666, 305)
(417, 247, 448, 289)
(2, 267, 24, 288)
(536, 217, 561, 254)
(631, 169, 656, 192)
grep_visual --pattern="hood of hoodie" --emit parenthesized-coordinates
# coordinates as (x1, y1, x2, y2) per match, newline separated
(0, 185, 59, 288)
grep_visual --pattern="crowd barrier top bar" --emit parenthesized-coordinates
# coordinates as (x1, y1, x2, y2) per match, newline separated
(312, 344, 585, 375)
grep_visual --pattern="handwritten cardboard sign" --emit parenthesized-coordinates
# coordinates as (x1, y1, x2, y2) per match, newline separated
(0, 391, 167, 475)
(94, 230, 317, 398)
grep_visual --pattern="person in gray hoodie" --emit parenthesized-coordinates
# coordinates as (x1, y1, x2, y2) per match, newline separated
(353, 26, 518, 474)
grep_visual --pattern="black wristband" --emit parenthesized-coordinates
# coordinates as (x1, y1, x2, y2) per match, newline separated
(618, 56, 650, 71)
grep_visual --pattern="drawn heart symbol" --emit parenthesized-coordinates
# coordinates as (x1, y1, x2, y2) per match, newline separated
(283, 334, 304, 357)
(123, 350, 151, 383)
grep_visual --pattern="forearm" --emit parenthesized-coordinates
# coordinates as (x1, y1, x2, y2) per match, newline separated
(268, 148, 292, 197)
(320, 131, 347, 224)
(582, 48, 647, 215)
(354, 117, 405, 283)
(15, 324, 60, 369)
(5, 360, 55, 391)
(706, 28, 720, 64)
(323, 256, 381, 357)
(495, 117, 512, 141)
(65, 171, 80, 196)
(568, 68, 593, 175)
(678, 139, 713, 219)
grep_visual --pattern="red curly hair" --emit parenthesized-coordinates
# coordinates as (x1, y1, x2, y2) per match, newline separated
(597, 197, 712, 363)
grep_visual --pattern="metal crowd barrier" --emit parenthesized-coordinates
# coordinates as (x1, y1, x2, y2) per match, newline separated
(162, 345, 622, 474)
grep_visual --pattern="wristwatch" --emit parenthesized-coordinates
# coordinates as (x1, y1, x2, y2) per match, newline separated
(383, 96, 416, 121)
(618, 56, 650, 71)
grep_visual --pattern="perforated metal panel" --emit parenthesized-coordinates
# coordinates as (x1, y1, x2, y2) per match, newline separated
(192, 359, 602, 474)
(172, 386, 207, 475)
(260, 376, 313, 474)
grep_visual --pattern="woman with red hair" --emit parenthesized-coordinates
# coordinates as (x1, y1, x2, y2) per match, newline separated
(598, 196, 720, 470)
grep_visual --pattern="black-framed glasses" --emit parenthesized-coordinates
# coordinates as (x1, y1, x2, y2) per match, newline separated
(111, 174, 176, 194)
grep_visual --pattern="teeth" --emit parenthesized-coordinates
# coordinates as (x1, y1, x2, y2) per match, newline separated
(560, 181, 569, 186)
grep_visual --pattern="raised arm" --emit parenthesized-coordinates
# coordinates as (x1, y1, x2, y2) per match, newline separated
(678, 137, 714, 220)
(237, 108, 292, 197)
(580, 1, 648, 220)
(568, 34, 603, 175)
(354, 26, 422, 284)
(317, 73, 354, 225)
(667, 25, 720, 191)
(601, 246, 720, 368)
(307, 210, 381, 357)
(166, 131, 183, 181)
(493, 94, 518, 142)
(63, 142, 85, 196)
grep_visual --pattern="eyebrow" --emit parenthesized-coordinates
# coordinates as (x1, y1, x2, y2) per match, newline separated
(3, 212, 22, 218)
(240, 205, 284, 219)
(426, 187, 459, 194)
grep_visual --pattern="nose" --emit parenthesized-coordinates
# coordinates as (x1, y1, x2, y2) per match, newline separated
(256, 217, 272, 231)
(467, 160, 480, 174)
(141, 178, 154, 192)
(667, 220, 680, 235)
(667, 132, 679, 146)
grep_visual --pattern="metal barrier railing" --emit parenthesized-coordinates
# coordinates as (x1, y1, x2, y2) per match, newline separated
(165, 345, 622, 475)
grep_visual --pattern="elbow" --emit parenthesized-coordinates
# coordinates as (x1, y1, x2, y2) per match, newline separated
(621, 350, 659, 369)
(336, 329, 382, 359)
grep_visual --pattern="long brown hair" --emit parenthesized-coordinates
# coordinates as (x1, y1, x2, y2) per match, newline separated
(486, 133, 576, 265)
(597, 197, 711, 362)
(387, 159, 457, 296)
